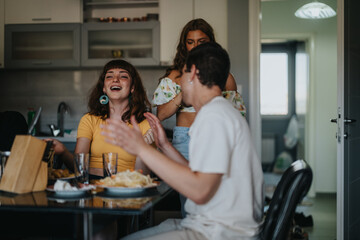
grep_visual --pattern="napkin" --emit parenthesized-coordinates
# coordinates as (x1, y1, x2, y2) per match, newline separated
(54, 180, 77, 191)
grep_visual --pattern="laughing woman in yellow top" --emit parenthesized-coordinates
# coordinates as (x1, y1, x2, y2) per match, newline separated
(49, 60, 153, 176)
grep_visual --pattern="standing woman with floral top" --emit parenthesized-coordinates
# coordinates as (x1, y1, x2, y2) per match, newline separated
(152, 18, 246, 217)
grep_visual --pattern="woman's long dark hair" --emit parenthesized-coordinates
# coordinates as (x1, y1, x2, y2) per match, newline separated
(88, 59, 151, 123)
(160, 18, 215, 81)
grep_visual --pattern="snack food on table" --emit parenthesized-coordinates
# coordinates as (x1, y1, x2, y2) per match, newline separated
(49, 168, 75, 179)
(96, 169, 157, 188)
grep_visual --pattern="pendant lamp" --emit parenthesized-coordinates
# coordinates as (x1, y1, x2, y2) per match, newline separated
(295, 1, 336, 19)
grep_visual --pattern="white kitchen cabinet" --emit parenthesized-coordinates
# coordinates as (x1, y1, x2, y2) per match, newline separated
(5, 24, 81, 68)
(82, 21, 160, 67)
(0, 0, 4, 68)
(159, 0, 227, 65)
(81, 0, 160, 67)
(5, 0, 82, 24)
(83, 0, 158, 22)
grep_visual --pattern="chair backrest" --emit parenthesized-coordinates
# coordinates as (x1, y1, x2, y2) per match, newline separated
(261, 159, 313, 240)
(0, 111, 28, 151)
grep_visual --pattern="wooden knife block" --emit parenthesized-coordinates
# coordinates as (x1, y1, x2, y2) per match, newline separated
(32, 161, 48, 192)
(0, 135, 47, 194)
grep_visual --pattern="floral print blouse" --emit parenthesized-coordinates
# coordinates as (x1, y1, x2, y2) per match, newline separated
(152, 77, 246, 116)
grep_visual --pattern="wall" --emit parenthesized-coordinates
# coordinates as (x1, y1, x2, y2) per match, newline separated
(0, 67, 167, 135)
(261, 0, 337, 193)
(228, 0, 249, 117)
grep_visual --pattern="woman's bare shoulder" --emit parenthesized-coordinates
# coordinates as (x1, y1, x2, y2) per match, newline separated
(167, 70, 181, 82)
(225, 73, 237, 91)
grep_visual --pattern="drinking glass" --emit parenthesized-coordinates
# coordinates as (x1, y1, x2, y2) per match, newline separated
(74, 153, 90, 184)
(0, 151, 10, 181)
(102, 152, 118, 177)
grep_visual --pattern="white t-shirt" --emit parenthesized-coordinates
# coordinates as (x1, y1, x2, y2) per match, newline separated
(181, 96, 264, 240)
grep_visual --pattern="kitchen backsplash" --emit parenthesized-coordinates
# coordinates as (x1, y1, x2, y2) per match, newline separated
(0, 67, 176, 135)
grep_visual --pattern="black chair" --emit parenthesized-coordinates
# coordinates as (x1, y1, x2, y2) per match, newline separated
(261, 159, 313, 240)
(0, 111, 28, 151)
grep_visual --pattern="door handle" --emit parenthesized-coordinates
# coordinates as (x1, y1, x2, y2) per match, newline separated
(330, 118, 356, 124)
(336, 133, 349, 139)
(344, 118, 356, 124)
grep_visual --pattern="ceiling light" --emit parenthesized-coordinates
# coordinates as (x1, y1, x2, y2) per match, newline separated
(295, 1, 336, 19)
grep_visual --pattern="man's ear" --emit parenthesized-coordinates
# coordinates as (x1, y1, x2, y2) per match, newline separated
(190, 64, 197, 80)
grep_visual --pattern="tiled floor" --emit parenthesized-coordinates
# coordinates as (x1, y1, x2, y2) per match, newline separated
(154, 194, 337, 240)
(264, 172, 337, 240)
(297, 193, 337, 240)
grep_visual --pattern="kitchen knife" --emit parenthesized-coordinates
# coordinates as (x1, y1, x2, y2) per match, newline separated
(28, 106, 42, 135)
(42, 140, 54, 163)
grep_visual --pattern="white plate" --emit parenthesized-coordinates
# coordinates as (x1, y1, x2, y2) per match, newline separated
(59, 176, 76, 181)
(46, 185, 90, 197)
(98, 184, 158, 195)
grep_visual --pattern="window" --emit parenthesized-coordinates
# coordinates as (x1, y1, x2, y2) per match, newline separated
(260, 53, 289, 115)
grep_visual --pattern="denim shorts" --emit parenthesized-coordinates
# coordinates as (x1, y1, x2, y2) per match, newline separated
(172, 126, 190, 160)
(172, 126, 190, 217)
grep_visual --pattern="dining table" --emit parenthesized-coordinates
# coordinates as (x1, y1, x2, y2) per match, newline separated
(0, 180, 172, 240)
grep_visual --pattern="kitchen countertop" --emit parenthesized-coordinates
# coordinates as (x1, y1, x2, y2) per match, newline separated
(36, 136, 77, 142)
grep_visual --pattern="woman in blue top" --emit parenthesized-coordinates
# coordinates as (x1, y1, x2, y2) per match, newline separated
(152, 18, 246, 217)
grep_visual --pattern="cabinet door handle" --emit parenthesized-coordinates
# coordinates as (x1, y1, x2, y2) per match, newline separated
(32, 18, 52, 21)
(32, 62, 52, 65)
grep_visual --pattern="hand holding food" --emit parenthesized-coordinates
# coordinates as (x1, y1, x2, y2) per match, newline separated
(44, 139, 66, 155)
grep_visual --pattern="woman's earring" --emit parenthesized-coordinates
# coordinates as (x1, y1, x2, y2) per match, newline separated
(99, 94, 109, 105)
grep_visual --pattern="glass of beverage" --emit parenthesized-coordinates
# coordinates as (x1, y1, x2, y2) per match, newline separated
(74, 153, 90, 184)
(0, 151, 10, 181)
(102, 152, 118, 177)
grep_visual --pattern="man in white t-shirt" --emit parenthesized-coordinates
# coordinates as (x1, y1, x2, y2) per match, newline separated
(102, 42, 264, 240)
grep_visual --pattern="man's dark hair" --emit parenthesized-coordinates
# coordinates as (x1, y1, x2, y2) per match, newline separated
(185, 42, 230, 91)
